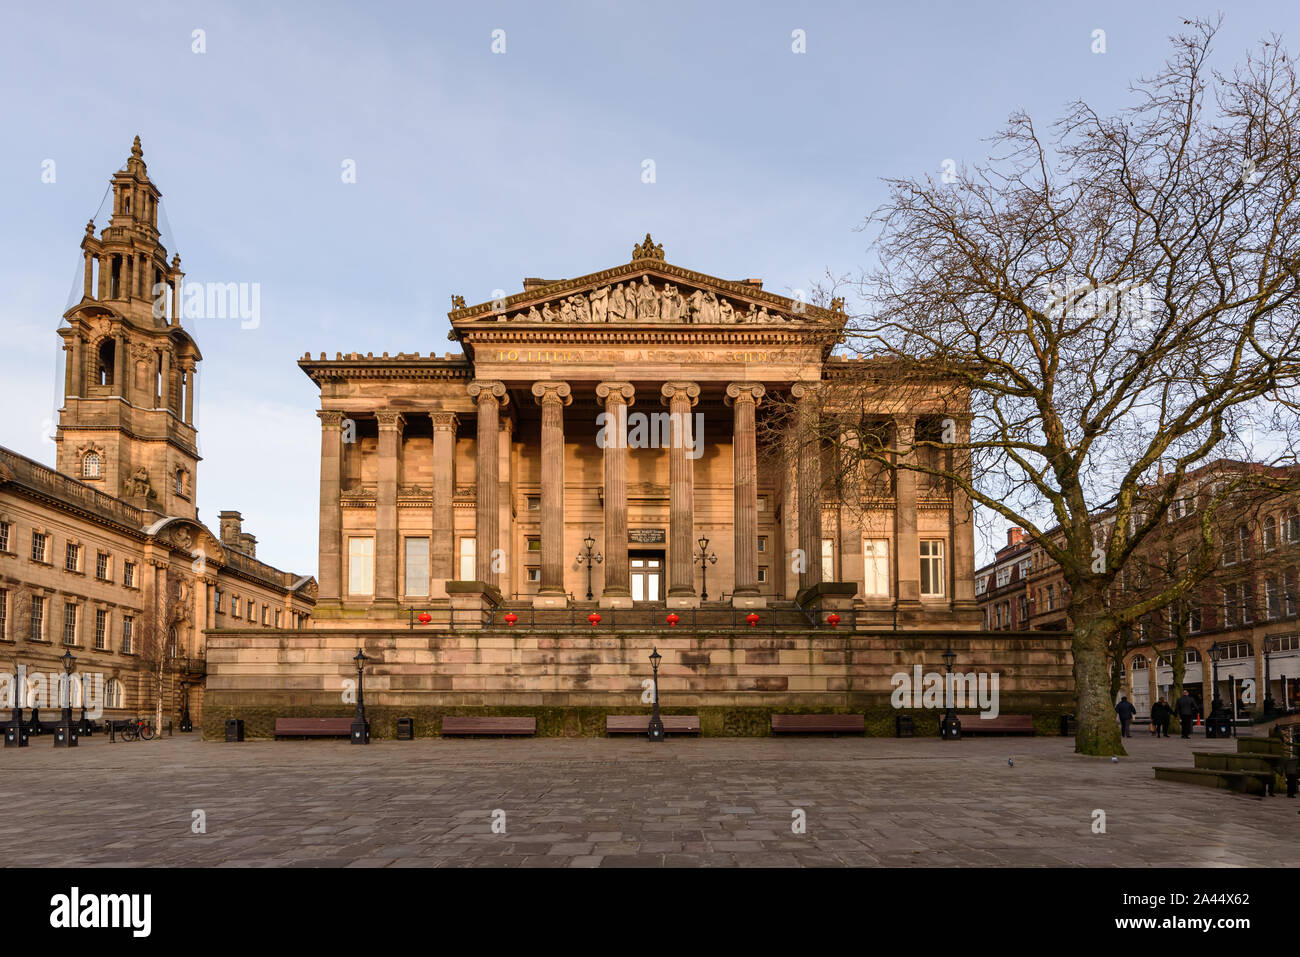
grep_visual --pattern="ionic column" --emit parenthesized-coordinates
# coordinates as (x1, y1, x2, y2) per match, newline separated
(159, 350, 171, 409)
(468, 380, 507, 587)
(596, 382, 635, 607)
(83, 251, 94, 300)
(374, 411, 404, 606)
(662, 381, 701, 606)
(97, 255, 109, 300)
(316, 411, 345, 604)
(792, 382, 824, 593)
(430, 412, 458, 596)
(726, 382, 765, 607)
(894, 415, 921, 604)
(948, 414, 976, 611)
(532, 382, 572, 606)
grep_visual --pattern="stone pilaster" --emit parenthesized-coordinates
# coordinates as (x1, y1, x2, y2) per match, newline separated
(948, 413, 978, 614)
(726, 382, 766, 608)
(70, 335, 83, 398)
(662, 381, 701, 607)
(894, 415, 921, 605)
(374, 410, 404, 607)
(159, 349, 171, 410)
(792, 382, 823, 592)
(182, 361, 195, 423)
(430, 412, 458, 597)
(114, 331, 126, 399)
(531, 382, 571, 608)
(316, 410, 345, 605)
(468, 380, 507, 586)
(596, 381, 635, 608)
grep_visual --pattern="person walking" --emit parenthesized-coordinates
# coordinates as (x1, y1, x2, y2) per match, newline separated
(1150, 697, 1171, 738)
(1115, 696, 1137, 738)
(1174, 689, 1198, 738)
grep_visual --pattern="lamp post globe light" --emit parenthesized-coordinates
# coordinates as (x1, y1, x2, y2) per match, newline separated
(647, 647, 665, 742)
(55, 650, 78, 748)
(351, 648, 370, 745)
(940, 644, 960, 740)
(5, 659, 27, 748)
(1262, 636, 1276, 717)
(576, 534, 603, 602)
(693, 536, 717, 601)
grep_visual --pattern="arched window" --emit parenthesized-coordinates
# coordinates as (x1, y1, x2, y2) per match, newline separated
(1132, 654, 1148, 670)
(174, 469, 185, 495)
(105, 678, 124, 710)
(97, 339, 115, 386)
(82, 452, 101, 479)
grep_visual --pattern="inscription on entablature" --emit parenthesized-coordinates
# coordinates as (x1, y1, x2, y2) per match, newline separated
(493, 348, 783, 364)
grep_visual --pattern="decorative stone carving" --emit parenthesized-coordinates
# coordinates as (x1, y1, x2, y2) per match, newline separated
(631, 233, 665, 261)
(124, 466, 154, 499)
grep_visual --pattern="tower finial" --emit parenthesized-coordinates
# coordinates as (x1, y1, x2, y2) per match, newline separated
(131, 135, 143, 159)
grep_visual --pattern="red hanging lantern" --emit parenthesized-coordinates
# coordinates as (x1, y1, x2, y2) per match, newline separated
(827, 613, 841, 628)
(588, 612, 602, 627)
(503, 612, 518, 627)
(416, 612, 432, 625)
(666, 613, 680, 627)
(746, 613, 760, 627)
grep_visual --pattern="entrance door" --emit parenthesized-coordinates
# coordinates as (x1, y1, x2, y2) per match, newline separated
(630, 553, 664, 602)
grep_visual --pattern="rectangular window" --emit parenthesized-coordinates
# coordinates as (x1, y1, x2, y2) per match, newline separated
(1264, 516, 1278, 551)
(31, 531, 47, 563)
(1223, 585, 1237, 628)
(230, 595, 240, 619)
(1190, 604, 1203, 633)
(122, 616, 134, 653)
(261, 605, 269, 626)
(920, 540, 945, 597)
(29, 596, 45, 641)
(526, 495, 540, 511)
(215, 589, 224, 614)
(1288, 510, 1300, 544)
(757, 536, 768, 554)
(123, 561, 136, 588)
(65, 542, 80, 572)
(1046, 584, 1055, 611)
(1266, 578, 1281, 619)
(0, 521, 9, 552)
(758, 567, 767, 584)
(1019, 595, 1029, 623)
(459, 537, 476, 581)
(94, 609, 108, 649)
(275, 609, 282, 628)
(863, 539, 890, 597)
(526, 567, 541, 583)
(821, 539, 835, 583)
(349, 537, 375, 596)
(96, 552, 110, 580)
(525, 536, 541, 553)
(63, 602, 77, 645)
(1286, 569, 1298, 617)
(246, 599, 255, 621)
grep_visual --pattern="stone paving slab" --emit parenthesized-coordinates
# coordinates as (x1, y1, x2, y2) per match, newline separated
(0, 734, 1295, 867)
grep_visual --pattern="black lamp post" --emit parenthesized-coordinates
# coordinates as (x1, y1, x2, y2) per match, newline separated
(1262, 636, 1276, 717)
(940, 644, 960, 740)
(1207, 642, 1229, 738)
(54, 650, 78, 748)
(351, 648, 370, 745)
(179, 678, 193, 733)
(647, 647, 665, 742)
(5, 660, 27, 748)
(693, 536, 717, 601)
(576, 534, 603, 602)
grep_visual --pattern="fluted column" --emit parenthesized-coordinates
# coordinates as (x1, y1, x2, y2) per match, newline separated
(894, 415, 921, 604)
(727, 382, 766, 608)
(596, 382, 635, 607)
(430, 412, 458, 596)
(468, 380, 507, 587)
(532, 382, 571, 606)
(316, 410, 345, 605)
(792, 382, 823, 593)
(662, 381, 701, 607)
(374, 411, 404, 607)
(948, 413, 977, 611)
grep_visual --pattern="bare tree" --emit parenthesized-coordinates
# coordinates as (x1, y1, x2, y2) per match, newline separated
(800, 19, 1300, 755)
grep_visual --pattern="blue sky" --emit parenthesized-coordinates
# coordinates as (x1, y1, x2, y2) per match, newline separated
(1, 0, 1293, 575)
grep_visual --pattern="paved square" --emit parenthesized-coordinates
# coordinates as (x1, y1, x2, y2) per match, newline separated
(2, 732, 1294, 867)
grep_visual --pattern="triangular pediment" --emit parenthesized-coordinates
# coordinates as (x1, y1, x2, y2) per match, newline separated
(448, 238, 845, 328)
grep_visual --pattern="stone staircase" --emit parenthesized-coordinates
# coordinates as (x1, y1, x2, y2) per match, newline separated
(1154, 737, 1294, 797)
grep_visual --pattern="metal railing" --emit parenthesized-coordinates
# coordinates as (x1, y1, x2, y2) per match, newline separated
(408, 604, 858, 632)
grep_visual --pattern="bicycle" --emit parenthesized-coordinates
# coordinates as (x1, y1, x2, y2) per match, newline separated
(118, 718, 155, 742)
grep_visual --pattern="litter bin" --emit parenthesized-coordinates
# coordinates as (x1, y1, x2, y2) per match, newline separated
(397, 717, 415, 740)
(1059, 714, 1077, 737)
(894, 715, 914, 738)
(225, 718, 244, 742)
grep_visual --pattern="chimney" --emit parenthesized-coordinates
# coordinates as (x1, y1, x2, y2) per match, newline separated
(1007, 527, 1025, 547)
(239, 532, 257, 558)
(218, 510, 242, 548)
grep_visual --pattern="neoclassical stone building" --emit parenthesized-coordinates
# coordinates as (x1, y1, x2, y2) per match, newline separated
(205, 237, 1074, 736)
(0, 140, 315, 727)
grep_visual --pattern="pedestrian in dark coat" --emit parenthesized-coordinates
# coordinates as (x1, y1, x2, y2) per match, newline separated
(1174, 690, 1199, 738)
(1115, 696, 1137, 738)
(1150, 698, 1172, 737)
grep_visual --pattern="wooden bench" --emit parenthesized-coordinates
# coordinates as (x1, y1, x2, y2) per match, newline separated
(440, 716, 536, 737)
(274, 717, 355, 738)
(771, 713, 865, 735)
(954, 714, 1035, 736)
(606, 715, 701, 736)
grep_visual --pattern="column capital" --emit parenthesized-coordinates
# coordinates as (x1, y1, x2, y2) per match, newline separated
(317, 409, 346, 427)
(790, 380, 824, 401)
(430, 411, 459, 431)
(531, 381, 573, 406)
(468, 379, 509, 407)
(660, 381, 700, 407)
(725, 382, 766, 407)
(375, 410, 406, 430)
(596, 381, 635, 406)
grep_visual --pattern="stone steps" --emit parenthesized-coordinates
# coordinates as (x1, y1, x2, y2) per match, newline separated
(1153, 766, 1272, 796)
(1192, 751, 1282, 774)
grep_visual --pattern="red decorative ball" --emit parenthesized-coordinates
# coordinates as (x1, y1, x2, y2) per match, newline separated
(827, 613, 841, 628)
(666, 613, 680, 627)
(503, 612, 518, 627)
(746, 612, 760, 627)
(588, 612, 602, 627)
(417, 612, 432, 625)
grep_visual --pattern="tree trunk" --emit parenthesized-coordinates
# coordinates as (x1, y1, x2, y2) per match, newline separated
(1072, 599, 1126, 756)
